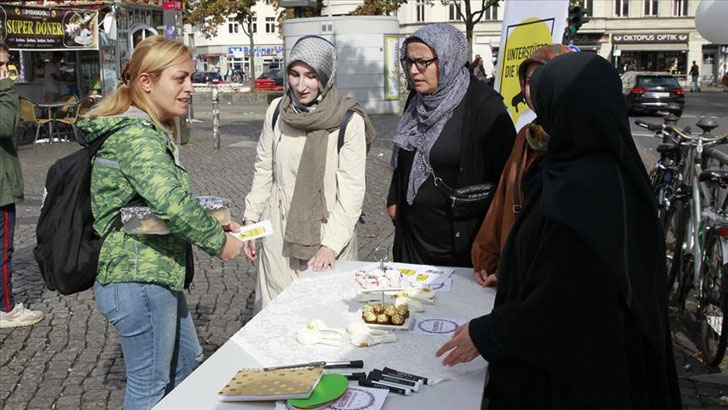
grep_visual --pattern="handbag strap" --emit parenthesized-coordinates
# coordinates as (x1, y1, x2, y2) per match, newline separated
(512, 140, 528, 215)
(427, 161, 459, 198)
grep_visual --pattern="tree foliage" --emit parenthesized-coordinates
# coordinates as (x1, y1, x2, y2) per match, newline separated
(441, 0, 500, 60)
(184, 0, 259, 90)
(350, 0, 410, 16)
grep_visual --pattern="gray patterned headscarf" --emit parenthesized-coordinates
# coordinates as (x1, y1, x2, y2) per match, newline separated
(287, 35, 337, 99)
(393, 24, 471, 205)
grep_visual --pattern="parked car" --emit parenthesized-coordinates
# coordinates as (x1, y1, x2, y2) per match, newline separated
(621, 71, 685, 116)
(255, 68, 284, 90)
(193, 71, 224, 84)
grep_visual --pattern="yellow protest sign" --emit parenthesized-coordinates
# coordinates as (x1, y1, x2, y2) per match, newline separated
(498, 18, 553, 125)
(495, 1, 568, 128)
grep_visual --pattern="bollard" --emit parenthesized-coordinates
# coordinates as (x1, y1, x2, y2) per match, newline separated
(212, 86, 220, 150)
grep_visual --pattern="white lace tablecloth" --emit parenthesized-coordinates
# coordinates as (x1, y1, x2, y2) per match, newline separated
(231, 267, 495, 382)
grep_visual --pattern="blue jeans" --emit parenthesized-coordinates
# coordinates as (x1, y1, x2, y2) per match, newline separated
(1, 204, 16, 312)
(94, 282, 203, 410)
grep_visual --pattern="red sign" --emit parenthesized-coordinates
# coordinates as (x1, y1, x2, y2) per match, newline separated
(163, 1, 183, 10)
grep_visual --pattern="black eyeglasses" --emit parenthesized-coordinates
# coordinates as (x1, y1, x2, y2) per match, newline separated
(402, 57, 438, 71)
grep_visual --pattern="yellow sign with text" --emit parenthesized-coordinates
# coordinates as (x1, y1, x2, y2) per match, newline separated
(498, 17, 554, 125)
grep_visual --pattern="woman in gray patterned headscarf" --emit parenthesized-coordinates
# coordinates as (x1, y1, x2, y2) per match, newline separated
(243, 35, 376, 311)
(387, 24, 516, 266)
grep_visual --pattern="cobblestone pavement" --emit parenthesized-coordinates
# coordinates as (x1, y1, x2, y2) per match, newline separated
(0, 101, 726, 409)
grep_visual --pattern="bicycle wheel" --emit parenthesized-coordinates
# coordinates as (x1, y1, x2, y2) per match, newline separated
(666, 199, 688, 302)
(699, 229, 728, 366)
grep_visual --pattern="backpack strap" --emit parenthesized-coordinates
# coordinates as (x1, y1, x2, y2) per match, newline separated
(272, 100, 281, 131)
(337, 109, 355, 153)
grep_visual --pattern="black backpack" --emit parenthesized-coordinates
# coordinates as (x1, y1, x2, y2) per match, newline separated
(34, 133, 118, 295)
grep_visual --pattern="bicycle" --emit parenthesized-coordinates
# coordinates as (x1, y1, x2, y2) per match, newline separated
(637, 117, 728, 366)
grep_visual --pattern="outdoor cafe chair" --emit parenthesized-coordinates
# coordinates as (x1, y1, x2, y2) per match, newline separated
(19, 97, 53, 145)
(55, 97, 94, 143)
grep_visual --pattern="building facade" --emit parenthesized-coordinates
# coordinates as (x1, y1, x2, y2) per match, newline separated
(325, 0, 725, 84)
(184, 0, 283, 78)
(187, 0, 726, 85)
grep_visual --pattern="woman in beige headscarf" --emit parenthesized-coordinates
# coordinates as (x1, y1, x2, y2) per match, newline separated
(243, 36, 375, 311)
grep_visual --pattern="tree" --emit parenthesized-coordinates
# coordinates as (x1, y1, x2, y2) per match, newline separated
(273, 0, 325, 37)
(185, 0, 258, 91)
(441, 0, 500, 60)
(351, 0, 409, 15)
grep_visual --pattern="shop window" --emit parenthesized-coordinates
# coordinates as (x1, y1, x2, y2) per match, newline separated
(673, 0, 688, 16)
(644, 0, 658, 16)
(416, 0, 425, 23)
(615, 0, 628, 17)
(266, 17, 275, 33)
(449, 1, 461, 21)
(485, 3, 498, 20)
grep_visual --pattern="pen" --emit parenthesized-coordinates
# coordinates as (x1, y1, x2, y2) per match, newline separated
(359, 379, 411, 395)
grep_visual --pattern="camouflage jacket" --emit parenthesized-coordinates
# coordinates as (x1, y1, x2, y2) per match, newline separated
(77, 107, 226, 291)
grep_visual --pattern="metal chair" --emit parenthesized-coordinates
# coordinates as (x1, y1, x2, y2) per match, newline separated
(54, 97, 94, 143)
(19, 98, 52, 145)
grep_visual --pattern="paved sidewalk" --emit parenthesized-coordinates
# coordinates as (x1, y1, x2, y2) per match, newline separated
(0, 104, 726, 409)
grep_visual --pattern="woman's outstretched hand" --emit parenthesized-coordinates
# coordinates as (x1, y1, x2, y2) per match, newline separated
(435, 322, 480, 367)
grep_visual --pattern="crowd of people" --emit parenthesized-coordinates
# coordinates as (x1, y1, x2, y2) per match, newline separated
(0, 20, 683, 409)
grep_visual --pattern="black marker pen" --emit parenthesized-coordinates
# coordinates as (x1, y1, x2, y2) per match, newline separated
(359, 379, 412, 395)
(382, 367, 433, 385)
(369, 370, 420, 391)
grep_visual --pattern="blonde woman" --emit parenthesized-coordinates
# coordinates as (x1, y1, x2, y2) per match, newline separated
(77, 36, 243, 409)
(243, 36, 375, 311)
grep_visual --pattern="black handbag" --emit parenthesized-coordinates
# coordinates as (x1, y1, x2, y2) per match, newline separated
(431, 171, 496, 219)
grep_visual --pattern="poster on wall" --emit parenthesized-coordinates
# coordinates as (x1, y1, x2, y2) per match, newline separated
(384, 35, 400, 101)
(495, 0, 568, 130)
(0, 5, 99, 51)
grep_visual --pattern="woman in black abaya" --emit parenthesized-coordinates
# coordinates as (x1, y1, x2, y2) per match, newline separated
(435, 52, 681, 408)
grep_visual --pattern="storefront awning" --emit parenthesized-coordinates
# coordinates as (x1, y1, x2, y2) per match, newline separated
(615, 44, 688, 52)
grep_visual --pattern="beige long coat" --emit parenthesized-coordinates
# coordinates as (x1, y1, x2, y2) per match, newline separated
(244, 97, 367, 311)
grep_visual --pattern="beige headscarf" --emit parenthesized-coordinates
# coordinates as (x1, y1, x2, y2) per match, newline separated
(280, 38, 376, 259)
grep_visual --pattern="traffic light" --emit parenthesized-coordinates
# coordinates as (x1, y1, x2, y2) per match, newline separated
(567, 4, 590, 36)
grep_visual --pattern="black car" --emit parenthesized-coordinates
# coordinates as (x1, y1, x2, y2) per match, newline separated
(256, 68, 284, 87)
(621, 72, 685, 116)
(192, 71, 223, 84)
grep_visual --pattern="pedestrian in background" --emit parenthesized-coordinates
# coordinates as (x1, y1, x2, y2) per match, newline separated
(43, 51, 69, 102)
(243, 35, 375, 311)
(79, 36, 244, 410)
(471, 55, 486, 82)
(0, 41, 44, 329)
(471, 44, 573, 288)
(436, 52, 681, 409)
(387, 23, 515, 267)
(690, 60, 700, 92)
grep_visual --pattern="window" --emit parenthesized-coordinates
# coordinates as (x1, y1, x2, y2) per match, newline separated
(448, 1, 461, 21)
(673, 0, 688, 16)
(228, 18, 238, 34)
(252, 17, 257, 33)
(265, 17, 275, 33)
(485, 3, 498, 20)
(577, 0, 594, 16)
(644, 0, 658, 16)
(416, 0, 425, 23)
(615, 0, 629, 16)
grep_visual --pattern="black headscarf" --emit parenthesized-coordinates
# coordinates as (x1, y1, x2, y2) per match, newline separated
(531, 52, 668, 354)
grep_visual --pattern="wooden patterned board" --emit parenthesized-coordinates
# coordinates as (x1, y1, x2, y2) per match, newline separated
(218, 367, 323, 401)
